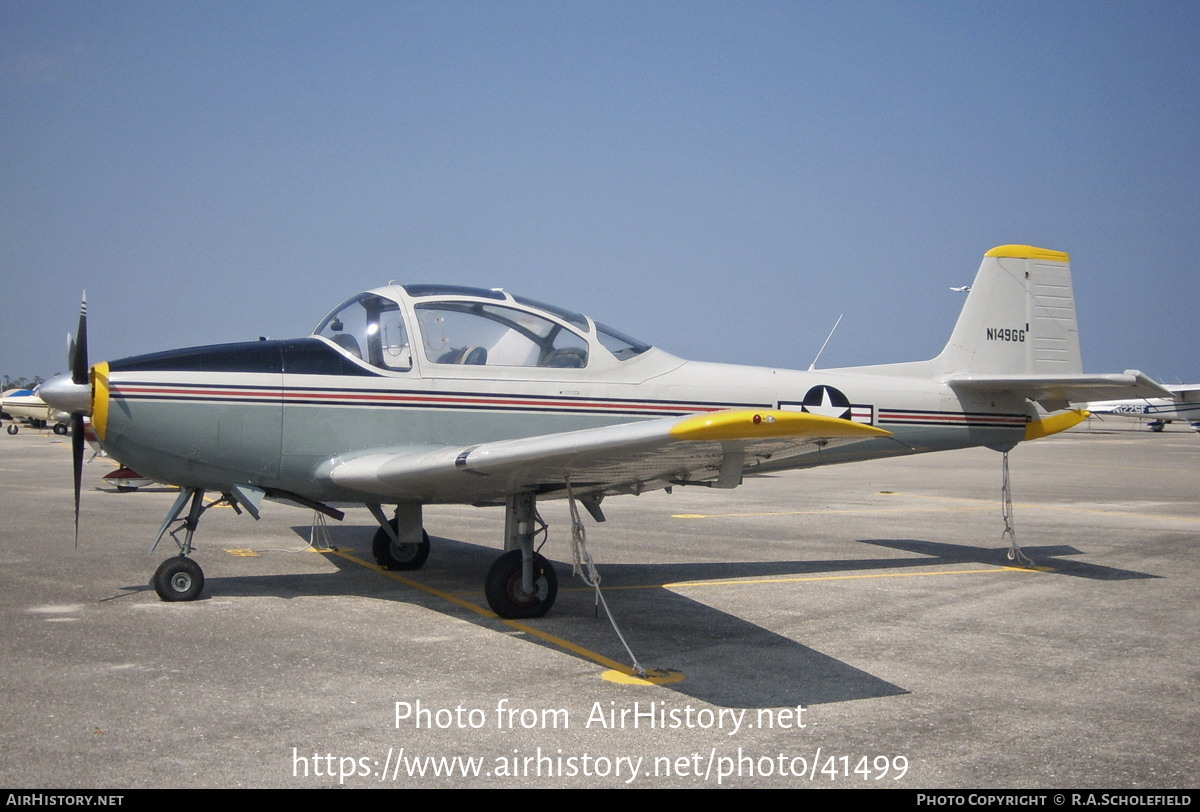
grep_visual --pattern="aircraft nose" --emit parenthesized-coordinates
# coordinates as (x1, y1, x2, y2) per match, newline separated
(39, 372, 92, 416)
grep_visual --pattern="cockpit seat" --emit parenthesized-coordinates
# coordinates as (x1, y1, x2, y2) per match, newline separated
(437, 346, 488, 365)
(331, 333, 362, 359)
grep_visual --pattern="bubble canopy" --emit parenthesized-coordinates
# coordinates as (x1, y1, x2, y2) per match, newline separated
(313, 284, 651, 373)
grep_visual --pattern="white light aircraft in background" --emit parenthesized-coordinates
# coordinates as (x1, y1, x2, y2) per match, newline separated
(2, 388, 69, 435)
(1084, 385, 1200, 432)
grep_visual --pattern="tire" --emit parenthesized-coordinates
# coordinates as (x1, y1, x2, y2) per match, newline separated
(53, 423, 68, 436)
(153, 556, 205, 602)
(372, 521, 430, 570)
(6, 424, 17, 435)
(484, 549, 558, 619)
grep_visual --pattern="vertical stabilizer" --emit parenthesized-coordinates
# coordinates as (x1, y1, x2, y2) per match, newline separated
(933, 245, 1082, 376)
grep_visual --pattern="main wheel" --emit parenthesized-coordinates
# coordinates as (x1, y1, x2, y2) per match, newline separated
(153, 556, 205, 602)
(484, 550, 558, 619)
(6, 424, 17, 435)
(372, 521, 430, 570)
(53, 423, 68, 436)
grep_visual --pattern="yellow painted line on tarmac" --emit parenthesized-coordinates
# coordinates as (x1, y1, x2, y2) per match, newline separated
(558, 583, 668, 592)
(663, 566, 1045, 591)
(674, 493, 1200, 524)
(554, 563, 1047, 594)
(673, 505, 990, 519)
(603, 668, 685, 685)
(322, 547, 643, 679)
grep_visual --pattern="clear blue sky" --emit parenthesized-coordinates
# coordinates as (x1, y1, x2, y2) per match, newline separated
(3, 1, 1197, 382)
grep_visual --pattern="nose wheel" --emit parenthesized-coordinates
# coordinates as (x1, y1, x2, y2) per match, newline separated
(149, 487, 213, 602)
(152, 556, 205, 602)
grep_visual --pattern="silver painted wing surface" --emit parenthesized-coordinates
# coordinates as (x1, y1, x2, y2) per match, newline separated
(322, 409, 892, 503)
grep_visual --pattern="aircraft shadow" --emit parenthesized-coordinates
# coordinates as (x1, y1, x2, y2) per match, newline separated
(857, 538, 1158, 581)
(156, 525, 1153, 708)
(125, 523, 905, 708)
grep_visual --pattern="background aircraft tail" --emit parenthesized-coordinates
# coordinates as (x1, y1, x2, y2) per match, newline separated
(931, 245, 1083, 376)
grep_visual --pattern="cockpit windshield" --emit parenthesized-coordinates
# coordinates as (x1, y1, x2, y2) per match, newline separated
(314, 294, 412, 372)
(595, 322, 651, 360)
(316, 287, 654, 370)
(510, 295, 589, 331)
(416, 301, 589, 368)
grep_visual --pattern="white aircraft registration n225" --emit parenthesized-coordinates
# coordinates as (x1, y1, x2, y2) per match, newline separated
(40, 245, 1169, 619)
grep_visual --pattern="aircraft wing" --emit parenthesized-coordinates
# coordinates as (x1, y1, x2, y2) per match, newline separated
(945, 369, 1172, 410)
(323, 409, 892, 503)
(1167, 384, 1200, 402)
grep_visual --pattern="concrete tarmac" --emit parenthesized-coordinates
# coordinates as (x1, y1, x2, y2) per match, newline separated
(1, 423, 1197, 788)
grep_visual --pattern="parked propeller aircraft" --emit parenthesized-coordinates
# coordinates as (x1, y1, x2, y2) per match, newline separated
(39, 246, 1170, 618)
(102, 466, 154, 491)
(2, 388, 69, 435)
(1084, 385, 1200, 432)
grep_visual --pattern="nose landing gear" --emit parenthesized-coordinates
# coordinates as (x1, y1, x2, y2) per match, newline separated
(153, 556, 205, 602)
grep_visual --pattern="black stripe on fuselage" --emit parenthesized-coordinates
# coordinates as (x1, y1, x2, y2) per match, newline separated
(107, 338, 381, 377)
(877, 408, 1027, 428)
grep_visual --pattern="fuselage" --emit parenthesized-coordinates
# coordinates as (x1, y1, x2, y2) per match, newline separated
(88, 284, 1031, 503)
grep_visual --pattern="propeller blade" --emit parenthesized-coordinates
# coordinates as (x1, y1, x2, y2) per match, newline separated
(72, 292, 88, 386)
(71, 413, 84, 548)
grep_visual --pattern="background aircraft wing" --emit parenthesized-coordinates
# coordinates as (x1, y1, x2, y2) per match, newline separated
(1167, 384, 1200, 401)
(946, 369, 1171, 410)
(323, 409, 891, 503)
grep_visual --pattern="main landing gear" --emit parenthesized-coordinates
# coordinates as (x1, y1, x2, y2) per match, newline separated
(366, 494, 558, 619)
(485, 549, 557, 620)
(488, 492, 557, 619)
(368, 504, 430, 571)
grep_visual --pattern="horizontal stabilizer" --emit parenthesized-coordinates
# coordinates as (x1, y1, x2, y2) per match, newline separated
(947, 369, 1171, 410)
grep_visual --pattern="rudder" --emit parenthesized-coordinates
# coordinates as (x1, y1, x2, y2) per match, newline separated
(933, 245, 1082, 376)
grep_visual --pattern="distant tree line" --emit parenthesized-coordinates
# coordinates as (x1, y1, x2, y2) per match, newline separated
(2, 375, 45, 391)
